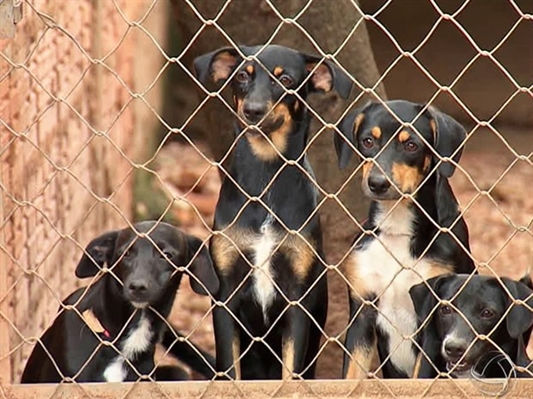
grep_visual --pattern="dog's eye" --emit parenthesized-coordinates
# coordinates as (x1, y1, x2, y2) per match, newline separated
(123, 250, 132, 258)
(404, 141, 418, 152)
(440, 305, 452, 315)
(481, 308, 495, 319)
(160, 251, 173, 260)
(362, 138, 374, 149)
(279, 75, 292, 87)
(236, 71, 249, 83)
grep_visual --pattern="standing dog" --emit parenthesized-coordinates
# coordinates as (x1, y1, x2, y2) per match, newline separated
(334, 100, 475, 378)
(410, 274, 533, 378)
(194, 44, 352, 379)
(21, 221, 219, 383)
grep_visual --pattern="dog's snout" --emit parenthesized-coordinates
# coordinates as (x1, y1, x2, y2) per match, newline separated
(368, 175, 391, 195)
(243, 101, 267, 123)
(128, 280, 148, 295)
(444, 340, 467, 360)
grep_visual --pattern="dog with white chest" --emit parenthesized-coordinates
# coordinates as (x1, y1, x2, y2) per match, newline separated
(334, 100, 475, 379)
(21, 221, 219, 383)
(193, 44, 353, 380)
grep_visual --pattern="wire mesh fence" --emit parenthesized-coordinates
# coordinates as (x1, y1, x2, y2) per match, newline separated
(0, 0, 532, 398)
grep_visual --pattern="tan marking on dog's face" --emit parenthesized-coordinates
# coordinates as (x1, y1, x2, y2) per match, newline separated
(234, 96, 246, 127)
(247, 103, 292, 161)
(234, 97, 244, 115)
(362, 161, 373, 181)
(371, 126, 382, 140)
(232, 334, 241, 380)
(391, 162, 424, 193)
(281, 234, 316, 281)
(210, 227, 255, 275)
(273, 66, 284, 77)
(293, 100, 299, 112)
(399, 130, 411, 143)
(211, 51, 239, 82)
(282, 337, 295, 380)
(245, 64, 254, 75)
(345, 345, 376, 380)
(423, 155, 431, 173)
(353, 113, 365, 139)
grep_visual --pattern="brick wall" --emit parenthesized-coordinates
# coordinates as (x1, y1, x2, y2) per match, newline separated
(0, 0, 151, 381)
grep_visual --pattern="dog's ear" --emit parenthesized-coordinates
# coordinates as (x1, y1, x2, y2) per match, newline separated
(434, 175, 465, 231)
(303, 55, 353, 99)
(519, 273, 533, 289)
(193, 46, 243, 85)
(426, 106, 467, 178)
(75, 230, 119, 278)
(186, 235, 219, 296)
(501, 277, 533, 339)
(334, 102, 373, 169)
(409, 275, 452, 326)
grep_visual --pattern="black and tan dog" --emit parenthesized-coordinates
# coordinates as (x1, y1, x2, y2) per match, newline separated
(334, 100, 475, 379)
(410, 274, 533, 378)
(21, 221, 219, 383)
(194, 44, 352, 379)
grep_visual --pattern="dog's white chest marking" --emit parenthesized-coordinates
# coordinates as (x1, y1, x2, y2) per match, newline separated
(252, 216, 278, 323)
(103, 313, 153, 382)
(354, 202, 441, 376)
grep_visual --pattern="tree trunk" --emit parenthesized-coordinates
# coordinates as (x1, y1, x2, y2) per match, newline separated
(170, 0, 386, 379)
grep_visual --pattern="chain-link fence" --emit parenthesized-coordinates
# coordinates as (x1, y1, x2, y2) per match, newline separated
(1, 0, 532, 398)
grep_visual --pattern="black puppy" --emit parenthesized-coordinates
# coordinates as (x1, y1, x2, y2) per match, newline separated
(334, 100, 475, 379)
(21, 221, 219, 383)
(194, 44, 352, 379)
(410, 274, 533, 378)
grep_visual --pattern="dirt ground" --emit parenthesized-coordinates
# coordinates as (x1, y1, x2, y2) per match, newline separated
(154, 126, 533, 377)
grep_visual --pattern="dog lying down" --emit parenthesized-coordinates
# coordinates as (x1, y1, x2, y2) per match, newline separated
(21, 221, 219, 383)
(410, 274, 533, 379)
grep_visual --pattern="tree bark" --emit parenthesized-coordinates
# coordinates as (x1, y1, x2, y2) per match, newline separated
(170, 0, 386, 379)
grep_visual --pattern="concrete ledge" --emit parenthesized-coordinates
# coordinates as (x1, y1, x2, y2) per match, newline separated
(3, 379, 533, 399)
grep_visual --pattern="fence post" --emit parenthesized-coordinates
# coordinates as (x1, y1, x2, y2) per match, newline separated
(0, 132, 11, 384)
(0, 0, 23, 39)
(0, 12, 10, 378)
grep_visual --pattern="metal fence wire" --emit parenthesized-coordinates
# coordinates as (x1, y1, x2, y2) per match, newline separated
(0, 0, 532, 398)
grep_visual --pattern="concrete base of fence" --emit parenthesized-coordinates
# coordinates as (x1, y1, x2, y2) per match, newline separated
(2, 379, 533, 399)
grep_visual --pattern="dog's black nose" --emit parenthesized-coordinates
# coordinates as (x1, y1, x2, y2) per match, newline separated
(368, 175, 391, 194)
(444, 341, 467, 360)
(128, 280, 148, 295)
(243, 101, 267, 123)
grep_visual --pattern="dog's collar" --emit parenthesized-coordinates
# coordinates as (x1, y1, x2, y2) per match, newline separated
(82, 309, 111, 339)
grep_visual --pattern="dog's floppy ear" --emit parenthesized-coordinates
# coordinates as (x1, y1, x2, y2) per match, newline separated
(409, 275, 453, 326)
(501, 277, 533, 339)
(303, 54, 353, 99)
(434, 175, 466, 232)
(519, 273, 533, 289)
(193, 46, 243, 85)
(186, 235, 219, 296)
(75, 230, 119, 278)
(426, 106, 467, 178)
(334, 102, 373, 169)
